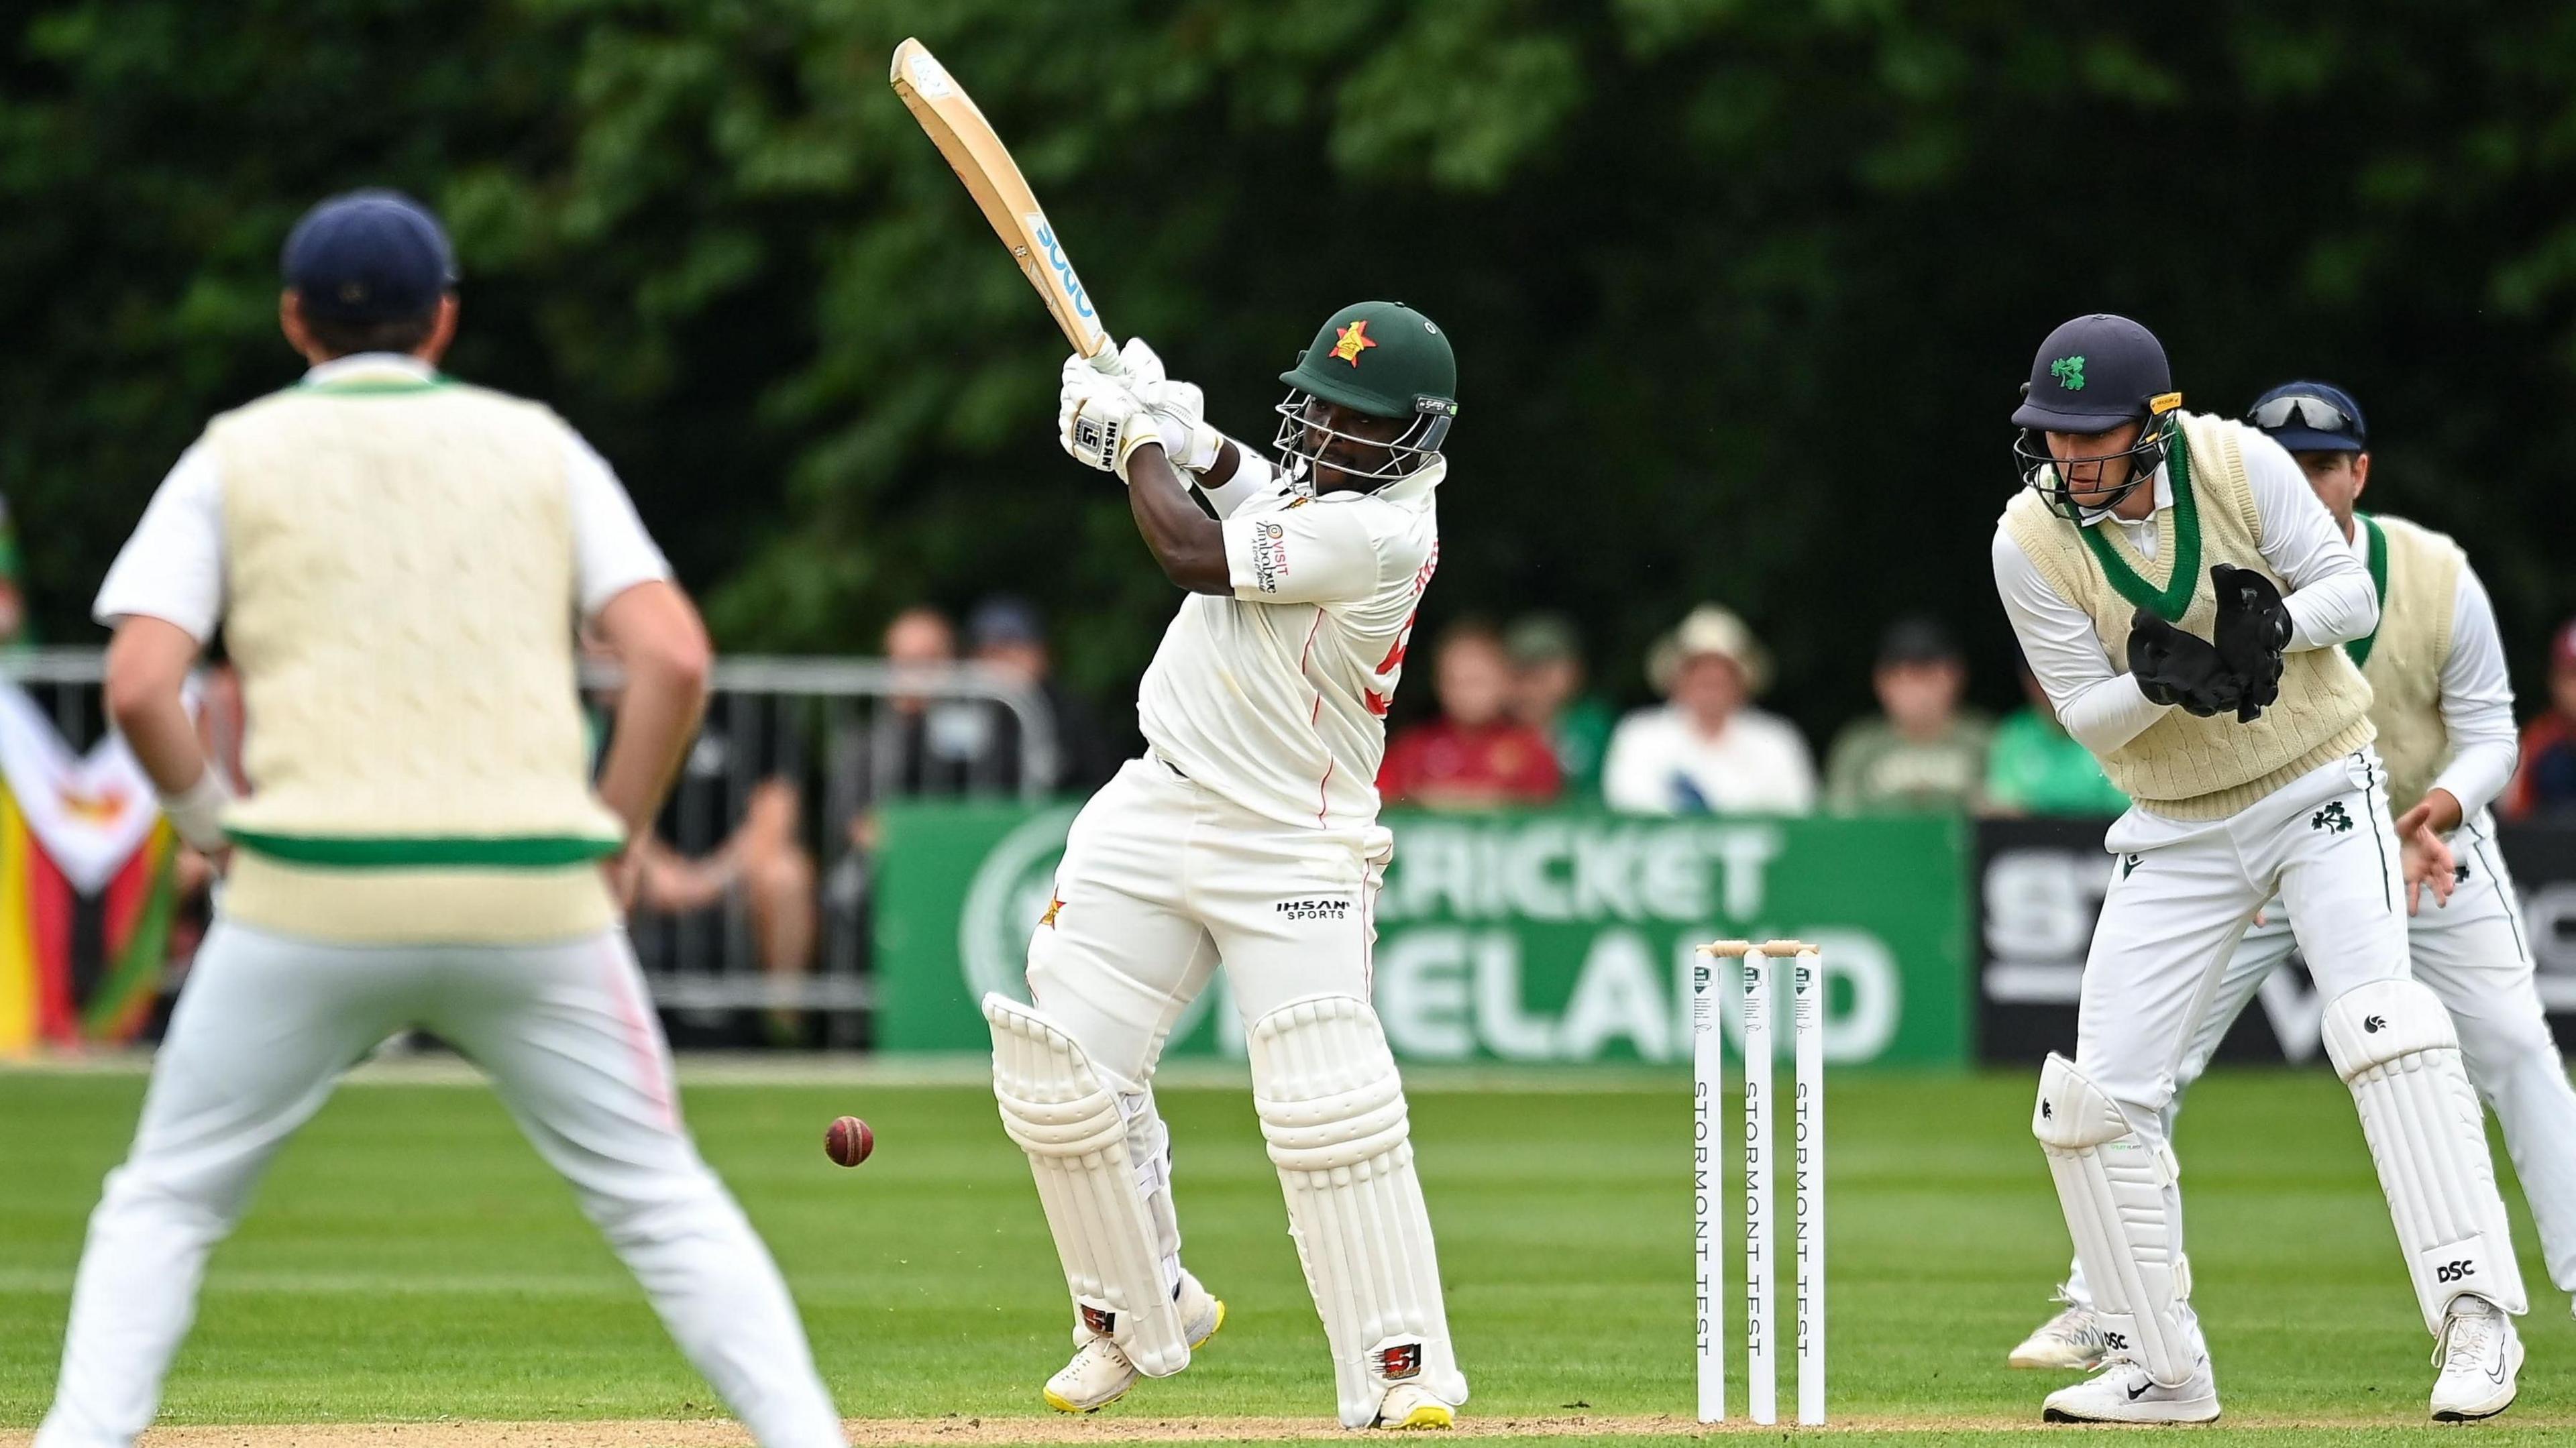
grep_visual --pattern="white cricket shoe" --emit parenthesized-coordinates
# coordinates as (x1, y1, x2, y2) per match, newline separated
(1370, 1382, 1456, 1430)
(2041, 1355, 2219, 1425)
(2009, 1288, 2110, 1370)
(1041, 1272, 1226, 1413)
(2430, 1296, 2520, 1423)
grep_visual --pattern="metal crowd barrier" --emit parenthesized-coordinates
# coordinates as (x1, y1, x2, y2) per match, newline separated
(0, 649, 1060, 1043)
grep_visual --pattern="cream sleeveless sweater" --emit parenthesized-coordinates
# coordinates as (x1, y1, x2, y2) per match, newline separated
(2348, 514, 2465, 813)
(1999, 412, 2375, 820)
(205, 363, 623, 942)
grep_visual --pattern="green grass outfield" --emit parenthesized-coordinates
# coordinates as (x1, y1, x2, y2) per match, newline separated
(2, 1060, 2571, 1445)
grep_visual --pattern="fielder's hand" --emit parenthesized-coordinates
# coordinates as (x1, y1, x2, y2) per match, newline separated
(2209, 565, 2291, 722)
(1058, 354, 1164, 481)
(2393, 799, 2460, 917)
(2126, 610, 2243, 719)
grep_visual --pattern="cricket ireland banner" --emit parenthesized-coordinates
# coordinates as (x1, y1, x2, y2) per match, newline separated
(875, 804, 1970, 1066)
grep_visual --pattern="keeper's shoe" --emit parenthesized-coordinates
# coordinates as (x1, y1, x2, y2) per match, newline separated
(1370, 1382, 1456, 1430)
(1041, 1272, 1226, 1414)
(2009, 1288, 2110, 1370)
(2041, 1355, 2219, 1425)
(2430, 1296, 2520, 1423)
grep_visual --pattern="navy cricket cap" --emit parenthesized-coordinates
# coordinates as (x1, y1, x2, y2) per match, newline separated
(281, 189, 456, 323)
(2010, 314, 2173, 433)
(2247, 380, 2367, 454)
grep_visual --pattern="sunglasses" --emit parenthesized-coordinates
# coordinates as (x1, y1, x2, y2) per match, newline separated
(2247, 394, 2359, 435)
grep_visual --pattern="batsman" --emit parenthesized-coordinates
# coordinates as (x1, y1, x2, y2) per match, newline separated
(1993, 315, 2527, 1423)
(980, 302, 1466, 1429)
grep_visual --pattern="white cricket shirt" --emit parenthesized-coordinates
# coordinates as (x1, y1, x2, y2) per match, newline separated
(1138, 456, 1442, 832)
(95, 354, 672, 640)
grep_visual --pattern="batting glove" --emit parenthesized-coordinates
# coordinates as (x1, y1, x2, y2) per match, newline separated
(1058, 364, 1165, 482)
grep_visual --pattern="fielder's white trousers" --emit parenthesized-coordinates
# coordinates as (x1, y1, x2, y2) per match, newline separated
(35, 921, 845, 1448)
(2063, 751, 2411, 1310)
(2070, 805, 2576, 1304)
(1023, 757, 1389, 1087)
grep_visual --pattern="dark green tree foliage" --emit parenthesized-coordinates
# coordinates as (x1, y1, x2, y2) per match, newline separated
(6, 1, 2575, 733)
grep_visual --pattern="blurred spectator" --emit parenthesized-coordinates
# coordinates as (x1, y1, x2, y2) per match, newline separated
(1984, 653, 2129, 818)
(2506, 620, 2576, 821)
(1603, 605, 1815, 815)
(1505, 612, 1615, 798)
(864, 605, 1006, 799)
(1380, 620, 1562, 809)
(1823, 617, 1992, 814)
(967, 596, 1119, 795)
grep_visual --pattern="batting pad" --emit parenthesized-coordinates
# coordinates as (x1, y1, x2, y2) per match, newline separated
(983, 994, 1191, 1378)
(2321, 979, 2527, 1333)
(1250, 995, 1468, 1429)
(2033, 1054, 2198, 1385)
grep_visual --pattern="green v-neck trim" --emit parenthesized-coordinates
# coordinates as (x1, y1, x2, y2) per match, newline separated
(2345, 513, 2387, 670)
(2076, 427, 2200, 622)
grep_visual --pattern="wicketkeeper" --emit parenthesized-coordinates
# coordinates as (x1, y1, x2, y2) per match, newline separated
(2010, 380, 2576, 1381)
(1994, 316, 2526, 1424)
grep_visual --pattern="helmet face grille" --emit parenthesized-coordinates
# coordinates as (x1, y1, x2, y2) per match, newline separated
(1271, 387, 1448, 486)
(2011, 412, 2174, 522)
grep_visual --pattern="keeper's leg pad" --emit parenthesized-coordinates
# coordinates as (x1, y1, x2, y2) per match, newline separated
(2322, 979, 2528, 1332)
(1248, 995, 1468, 1429)
(985, 993, 1191, 1378)
(2033, 1054, 2198, 1385)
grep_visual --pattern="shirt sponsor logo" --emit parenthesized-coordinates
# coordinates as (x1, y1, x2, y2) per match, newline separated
(1251, 520, 1290, 594)
(1276, 897, 1351, 920)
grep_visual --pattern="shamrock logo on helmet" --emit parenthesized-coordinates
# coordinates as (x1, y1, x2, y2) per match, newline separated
(1330, 319, 1377, 366)
(2050, 354, 2086, 391)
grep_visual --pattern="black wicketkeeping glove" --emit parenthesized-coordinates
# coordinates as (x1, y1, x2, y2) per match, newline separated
(2210, 563, 2292, 723)
(2127, 608, 2244, 719)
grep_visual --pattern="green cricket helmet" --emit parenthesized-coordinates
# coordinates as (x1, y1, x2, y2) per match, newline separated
(1273, 301, 1458, 487)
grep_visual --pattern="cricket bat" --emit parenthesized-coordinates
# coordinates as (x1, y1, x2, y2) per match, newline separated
(890, 38, 1113, 362)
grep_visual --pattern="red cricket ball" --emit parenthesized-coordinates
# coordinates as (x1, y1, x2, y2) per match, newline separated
(824, 1115, 875, 1168)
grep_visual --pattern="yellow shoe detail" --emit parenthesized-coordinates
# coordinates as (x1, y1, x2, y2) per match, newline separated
(1192, 1298, 1228, 1348)
(1044, 1383, 1125, 1414)
(1381, 1402, 1453, 1431)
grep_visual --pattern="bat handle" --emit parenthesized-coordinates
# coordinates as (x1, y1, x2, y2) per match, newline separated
(1086, 338, 1124, 377)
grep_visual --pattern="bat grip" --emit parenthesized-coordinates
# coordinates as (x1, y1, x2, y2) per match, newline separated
(1086, 339, 1123, 376)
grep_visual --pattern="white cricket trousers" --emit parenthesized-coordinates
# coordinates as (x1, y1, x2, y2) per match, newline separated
(2063, 748, 2416, 1328)
(2068, 805, 2576, 1304)
(1023, 756, 1388, 1084)
(35, 920, 845, 1448)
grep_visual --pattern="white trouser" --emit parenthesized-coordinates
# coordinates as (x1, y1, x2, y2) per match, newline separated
(36, 921, 844, 1448)
(2068, 806, 2576, 1304)
(1022, 757, 1465, 1421)
(1022, 757, 1390, 1087)
(2057, 751, 2413, 1350)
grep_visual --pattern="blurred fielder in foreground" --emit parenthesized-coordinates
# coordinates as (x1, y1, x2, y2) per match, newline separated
(981, 303, 1468, 1428)
(35, 191, 845, 1448)
(2012, 380, 2576, 1363)
(1994, 316, 2526, 1423)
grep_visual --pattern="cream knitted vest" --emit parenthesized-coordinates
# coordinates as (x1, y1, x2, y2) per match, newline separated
(206, 363, 622, 942)
(2350, 514, 2464, 812)
(2000, 412, 2375, 820)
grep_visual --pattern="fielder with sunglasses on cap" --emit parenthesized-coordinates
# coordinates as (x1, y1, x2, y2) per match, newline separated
(977, 306, 1466, 1429)
(2011, 380, 2576, 1398)
(1990, 317, 2528, 1423)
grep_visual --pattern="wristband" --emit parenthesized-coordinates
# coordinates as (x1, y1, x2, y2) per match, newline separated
(159, 767, 233, 853)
